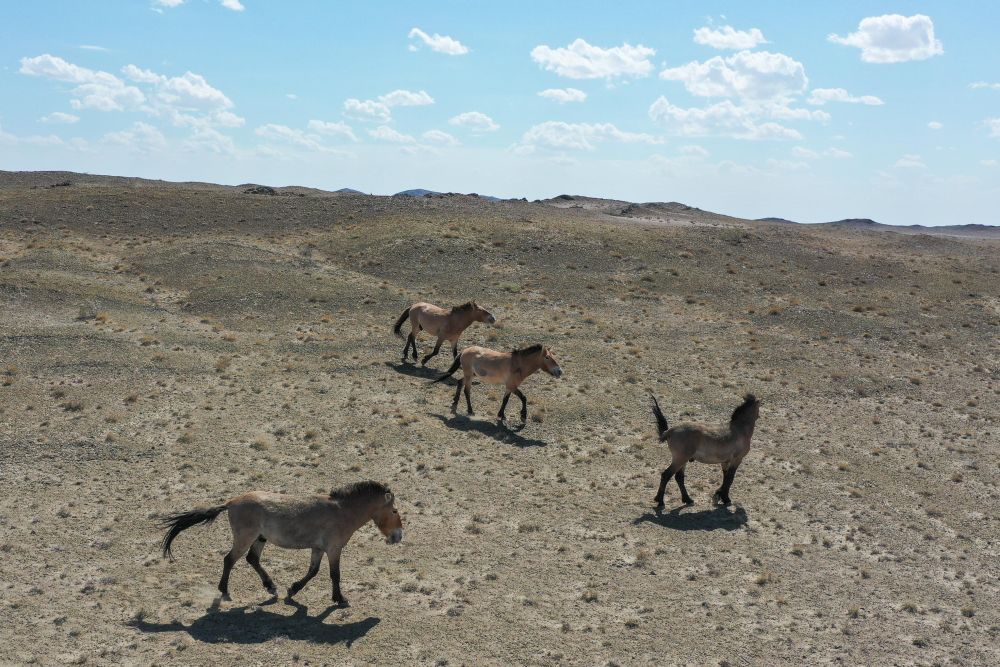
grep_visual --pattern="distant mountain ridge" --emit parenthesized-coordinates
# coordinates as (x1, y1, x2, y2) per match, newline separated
(0, 170, 995, 237)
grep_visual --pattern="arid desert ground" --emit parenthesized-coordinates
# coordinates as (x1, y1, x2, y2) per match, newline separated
(1, 171, 998, 666)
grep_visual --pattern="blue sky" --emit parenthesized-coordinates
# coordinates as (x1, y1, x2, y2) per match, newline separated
(1, 1, 998, 225)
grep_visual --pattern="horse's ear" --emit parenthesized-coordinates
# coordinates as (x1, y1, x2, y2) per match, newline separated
(385, 491, 393, 505)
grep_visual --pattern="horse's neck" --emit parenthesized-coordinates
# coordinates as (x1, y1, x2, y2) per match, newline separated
(454, 310, 476, 329)
(731, 420, 756, 442)
(340, 498, 377, 533)
(515, 353, 542, 379)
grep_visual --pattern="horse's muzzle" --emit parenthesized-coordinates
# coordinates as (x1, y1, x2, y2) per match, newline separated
(487, 315, 497, 324)
(550, 367, 563, 378)
(386, 529, 403, 544)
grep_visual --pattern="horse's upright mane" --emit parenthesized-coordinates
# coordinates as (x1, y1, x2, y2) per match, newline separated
(730, 394, 759, 423)
(329, 480, 390, 502)
(451, 301, 476, 313)
(512, 343, 543, 357)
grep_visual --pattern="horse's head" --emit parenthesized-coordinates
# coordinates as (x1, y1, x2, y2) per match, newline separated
(541, 347, 562, 378)
(372, 491, 403, 544)
(731, 394, 761, 425)
(472, 301, 496, 325)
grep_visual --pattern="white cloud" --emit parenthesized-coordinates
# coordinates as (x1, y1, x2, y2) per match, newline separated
(307, 119, 358, 141)
(0, 122, 64, 147)
(343, 98, 391, 123)
(20, 54, 145, 111)
(286, 93, 298, 100)
(21, 55, 239, 129)
(538, 88, 587, 103)
(987, 118, 1000, 138)
(182, 127, 236, 154)
(408, 28, 469, 55)
(807, 87, 884, 105)
(254, 123, 340, 153)
(679, 144, 710, 157)
(971, 82, 1000, 90)
(649, 96, 804, 140)
(829, 14, 943, 63)
(981, 159, 998, 167)
(894, 154, 926, 168)
(155, 0, 242, 10)
(378, 89, 434, 107)
(530, 39, 655, 80)
(660, 50, 807, 100)
(40, 112, 80, 124)
(927, 121, 943, 130)
(79, 45, 109, 52)
(368, 126, 416, 144)
(102, 121, 167, 152)
(422, 129, 460, 146)
(693, 26, 767, 50)
(449, 111, 499, 132)
(793, 146, 853, 159)
(517, 121, 662, 152)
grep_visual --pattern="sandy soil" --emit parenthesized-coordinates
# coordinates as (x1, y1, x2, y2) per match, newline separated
(1, 172, 998, 666)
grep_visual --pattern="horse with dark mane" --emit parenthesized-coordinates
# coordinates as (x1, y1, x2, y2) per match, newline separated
(650, 394, 761, 508)
(392, 300, 495, 366)
(433, 344, 562, 424)
(159, 480, 403, 605)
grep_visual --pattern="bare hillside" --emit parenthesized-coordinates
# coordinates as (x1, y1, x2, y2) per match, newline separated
(1, 173, 998, 666)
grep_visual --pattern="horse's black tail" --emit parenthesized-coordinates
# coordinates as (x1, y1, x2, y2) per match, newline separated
(432, 356, 462, 383)
(392, 307, 411, 338)
(651, 395, 669, 441)
(159, 504, 228, 560)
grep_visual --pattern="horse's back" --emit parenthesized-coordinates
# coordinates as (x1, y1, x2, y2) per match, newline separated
(228, 492, 337, 549)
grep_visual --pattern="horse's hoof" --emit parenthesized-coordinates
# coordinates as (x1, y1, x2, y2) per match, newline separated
(266, 586, 277, 596)
(683, 498, 695, 506)
(220, 593, 232, 602)
(333, 597, 350, 607)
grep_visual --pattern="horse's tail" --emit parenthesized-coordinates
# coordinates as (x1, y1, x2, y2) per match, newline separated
(650, 394, 669, 441)
(392, 306, 411, 338)
(433, 356, 462, 383)
(159, 504, 228, 560)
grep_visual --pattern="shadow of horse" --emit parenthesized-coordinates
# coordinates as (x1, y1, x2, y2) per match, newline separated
(128, 599, 379, 646)
(385, 360, 445, 381)
(428, 413, 547, 448)
(634, 505, 748, 532)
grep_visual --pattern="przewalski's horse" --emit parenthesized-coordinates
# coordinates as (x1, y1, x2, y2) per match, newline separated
(651, 394, 761, 508)
(433, 344, 562, 424)
(393, 301, 496, 366)
(159, 481, 403, 605)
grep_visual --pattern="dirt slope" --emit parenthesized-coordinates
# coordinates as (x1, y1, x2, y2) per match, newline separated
(1, 174, 998, 666)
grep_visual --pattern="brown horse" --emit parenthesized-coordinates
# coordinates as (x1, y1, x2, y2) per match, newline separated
(393, 301, 495, 366)
(651, 394, 761, 508)
(159, 481, 403, 605)
(433, 344, 562, 423)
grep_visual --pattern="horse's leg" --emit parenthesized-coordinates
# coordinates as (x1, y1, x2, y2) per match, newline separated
(675, 465, 694, 505)
(327, 546, 347, 605)
(451, 342, 458, 358)
(654, 464, 676, 507)
(286, 548, 323, 600)
(409, 324, 421, 361)
(218, 529, 257, 600)
(497, 391, 511, 421)
(514, 388, 528, 423)
(401, 334, 413, 363)
(463, 377, 474, 415)
(451, 376, 463, 413)
(246, 537, 276, 596)
(715, 462, 740, 506)
(421, 338, 443, 366)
